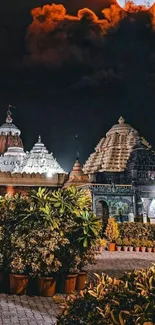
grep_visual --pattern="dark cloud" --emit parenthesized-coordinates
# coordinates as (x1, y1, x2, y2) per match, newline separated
(24, 4, 125, 68)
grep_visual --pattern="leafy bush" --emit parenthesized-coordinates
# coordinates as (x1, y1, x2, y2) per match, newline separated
(0, 187, 100, 276)
(58, 265, 155, 325)
(118, 222, 155, 241)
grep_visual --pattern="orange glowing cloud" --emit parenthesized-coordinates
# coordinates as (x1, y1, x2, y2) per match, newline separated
(25, 3, 126, 67)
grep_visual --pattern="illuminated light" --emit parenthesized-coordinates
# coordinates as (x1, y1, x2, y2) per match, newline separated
(46, 171, 53, 178)
(116, 0, 155, 12)
(7, 186, 15, 196)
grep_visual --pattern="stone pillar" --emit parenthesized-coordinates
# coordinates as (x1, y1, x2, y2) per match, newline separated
(132, 194, 136, 217)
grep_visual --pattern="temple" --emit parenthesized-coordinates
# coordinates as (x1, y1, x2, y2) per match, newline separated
(81, 116, 155, 223)
(1, 108, 155, 223)
(0, 108, 67, 195)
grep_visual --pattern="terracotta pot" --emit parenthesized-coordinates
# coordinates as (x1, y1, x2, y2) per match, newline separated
(153, 247, 155, 253)
(37, 277, 56, 297)
(135, 247, 140, 252)
(141, 247, 146, 253)
(116, 246, 121, 252)
(129, 246, 133, 252)
(99, 246, 103, 252)
(108, 243, 116, 252)
(64, 274, 78, 294)
(76, 272, 87, 291)
(147, 247, 152, 253)
(10, 274, 29, 295)
(123, 246, 128, 252)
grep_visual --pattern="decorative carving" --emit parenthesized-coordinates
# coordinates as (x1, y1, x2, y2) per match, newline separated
(91, 184, 133, 195)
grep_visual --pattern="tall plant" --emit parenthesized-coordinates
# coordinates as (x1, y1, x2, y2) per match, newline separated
(105, 217, 119, 243)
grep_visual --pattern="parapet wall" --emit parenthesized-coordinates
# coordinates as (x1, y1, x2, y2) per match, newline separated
(0, 171, 68, 187)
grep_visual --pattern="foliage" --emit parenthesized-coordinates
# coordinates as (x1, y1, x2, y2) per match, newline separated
(58, 265, 155, 325)
(118, 223, 155, 241)
(97, 238, 107, 248)
(116, 237, 122, 246)
(0, 186, 99, 276)
(122, 238, 130, 246)
(105, 218, 119, 243)
(0, 225, 4, 270)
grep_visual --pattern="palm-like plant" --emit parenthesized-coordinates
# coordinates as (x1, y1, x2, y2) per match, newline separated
(18, 188, 59, 229)
(75, 211, 102, 248)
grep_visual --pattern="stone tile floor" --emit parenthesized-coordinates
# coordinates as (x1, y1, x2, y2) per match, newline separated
(0, 251, 155, 325)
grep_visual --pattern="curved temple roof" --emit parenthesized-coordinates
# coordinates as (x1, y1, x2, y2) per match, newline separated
(83, 117, 151, 174)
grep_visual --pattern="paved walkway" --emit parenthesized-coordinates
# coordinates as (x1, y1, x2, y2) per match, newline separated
(0, 251, 155, 325)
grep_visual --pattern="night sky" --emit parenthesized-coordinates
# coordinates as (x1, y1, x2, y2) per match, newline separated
(1, 0, 155, 171)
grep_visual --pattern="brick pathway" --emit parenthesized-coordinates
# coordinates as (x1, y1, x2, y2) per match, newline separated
(86, 250, 155, 280)
(0, 251, 155, 325)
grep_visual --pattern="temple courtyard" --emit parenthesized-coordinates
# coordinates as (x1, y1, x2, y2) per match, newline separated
(0, 251, 155, 325)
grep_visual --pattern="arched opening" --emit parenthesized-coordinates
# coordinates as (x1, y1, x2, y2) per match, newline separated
(96, 200, 109, 226)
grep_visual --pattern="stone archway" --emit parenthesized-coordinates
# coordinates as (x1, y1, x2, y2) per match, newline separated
(96, 200, 109, 226)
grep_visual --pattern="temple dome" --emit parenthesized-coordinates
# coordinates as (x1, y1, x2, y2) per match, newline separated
(0, 146, 26, 173)
(0, 107, 24, 154)
(83, 117, 149, 174)
(18, 135, 65, 175)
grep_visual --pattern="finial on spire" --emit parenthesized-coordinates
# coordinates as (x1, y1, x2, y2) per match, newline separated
(76, 150, 79, 160)
(6, 105, 15, 124)
(118, 116, 125, 124)
(38, 135, 41, 143)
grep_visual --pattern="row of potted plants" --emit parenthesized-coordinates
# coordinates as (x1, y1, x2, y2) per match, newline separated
(115, 238, 155, 252)
(103, 217, 155, 252)
(0, 187, 101, 296)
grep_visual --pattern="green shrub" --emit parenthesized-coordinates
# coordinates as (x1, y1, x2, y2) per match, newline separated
(118, 222, 155, 241)
(58, 265, 155, 325)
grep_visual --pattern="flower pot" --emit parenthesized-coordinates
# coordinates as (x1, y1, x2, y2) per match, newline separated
(116, 246, 122, 252)
(129, 246, 133, 252)
(141, 247, 146, 253)
(37, 277, 56, 297)
(135, 247, 140, 252)
(76, 272, 87, 291)
(123, 246, 128, 252)
(108, 243, 116, 252)
(99, 246, 103, 252)
(64, 274, 78, 294)
(147, 247, 152, 253)
(10, 274, 29, 295)
(153, 247, 155, 253)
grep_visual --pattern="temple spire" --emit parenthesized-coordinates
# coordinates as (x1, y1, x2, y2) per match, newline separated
(118, 116, 125, 124)
(38, 135, 41, 143)
(6, 105, 15, 124)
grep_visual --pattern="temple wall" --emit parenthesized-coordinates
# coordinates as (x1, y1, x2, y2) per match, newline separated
(0, 171, 68, 195)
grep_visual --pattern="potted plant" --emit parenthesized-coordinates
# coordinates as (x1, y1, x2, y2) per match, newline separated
(128, 238, 134, 252)
(76, 245, 97, 291)
(133, 238, 141, 252)
(9, 256, 29, 295)
(27, 227, 68, 297)
(122, 238, 130, 252)
(116, 238, 122, 252)
(98, 238, 107, 252)
(140, 239, 147, 253)
(9, 232, 29, 295)
(105, 218, 119, 251)
(146, 240, 153, 253)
